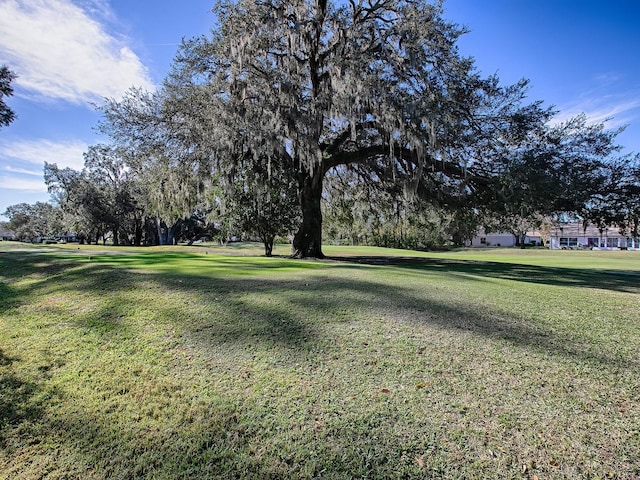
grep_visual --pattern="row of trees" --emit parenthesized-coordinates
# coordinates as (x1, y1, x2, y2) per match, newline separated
(2, 202, 63, 243)
(37, 142, 301, 253)
(3, 1, 639, 255)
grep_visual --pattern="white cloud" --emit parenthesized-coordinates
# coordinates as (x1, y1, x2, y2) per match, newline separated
(552, 80, 640, 129)
(3, 165, 43, 176)
(596, 74, 623, 85)
(1, 138, 88, 170)
(0, 138, 88, 202)
(0, 0, 155, 104)
(558, 98, 640, 128)
(0, 175, 47, 193)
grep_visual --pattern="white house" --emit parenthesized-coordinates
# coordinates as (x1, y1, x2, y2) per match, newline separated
(0, 227, 16, 241)
(466, 229, 543, 247)
(548, 223, 640, 250)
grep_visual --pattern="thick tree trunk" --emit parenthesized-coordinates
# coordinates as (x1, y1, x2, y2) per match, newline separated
(263, 234, 274, 257)
(134, 218, 142, 246)
(512, 232, 520, 247)
(292, 167, 324, 258)
(112, 224, 119, 246)
(156, 217, 164, 246)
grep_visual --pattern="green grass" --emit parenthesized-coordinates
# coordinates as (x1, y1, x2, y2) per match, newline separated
(1, 242, 639, 479)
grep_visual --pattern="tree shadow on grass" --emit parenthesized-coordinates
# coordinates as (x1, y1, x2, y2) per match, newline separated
(329, 255, 640, 294)
(0, 251, 91, 315)
(5, 380, 437, 478)
(2, 250, 640, 477)
(118, 260, 638, 375)
(0, 281, 18, 312)
(4, 249, 637, 370)
(3, 250, 639, 372)
(0, 350, 47, 453)
(277, 276, 639, 372)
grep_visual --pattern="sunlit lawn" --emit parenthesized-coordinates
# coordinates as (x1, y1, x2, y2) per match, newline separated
(1, 242, 639, 479)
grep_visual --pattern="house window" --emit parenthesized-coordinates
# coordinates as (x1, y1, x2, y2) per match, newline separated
(606, 237, 618, 248)
(480, 237, 487, 245)
(559, 237, 578, 248)
(587, 238, 599, 247)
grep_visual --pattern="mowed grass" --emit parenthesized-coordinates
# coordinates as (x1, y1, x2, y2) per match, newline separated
(0, 243, 639, 479)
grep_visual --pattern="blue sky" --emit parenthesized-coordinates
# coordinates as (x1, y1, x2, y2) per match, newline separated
(1, 0, 639, 220)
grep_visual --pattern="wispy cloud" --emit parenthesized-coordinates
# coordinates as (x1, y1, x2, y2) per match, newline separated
(552, 73, 640, 129)
(3, 165, 43, 176)
(0, 0, 155, 105)
(1, 138, 88, 170)
(592, 73, 623, 85)
(554, 95, 640, 128)
(0, 175, 48, 193)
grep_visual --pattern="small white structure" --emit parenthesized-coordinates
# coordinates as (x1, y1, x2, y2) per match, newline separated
(0, 227, 16, 241)
(548, 223, 640, 250)
(467, 231, 515, 247)
(466, 229, 543, 248)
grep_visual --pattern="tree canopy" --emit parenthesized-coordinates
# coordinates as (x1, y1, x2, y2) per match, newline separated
(0, 65, 16, 129)
(44, 146, 147, 246)
(3, 202, 63, 242)
(73, 0, 635, 254)
(102, 0, 544, 257)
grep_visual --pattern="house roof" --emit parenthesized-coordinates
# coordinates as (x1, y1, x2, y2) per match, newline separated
(549, 223, 630, 238)
(476, 228, 542, 237)
(0, 227, 16, 238)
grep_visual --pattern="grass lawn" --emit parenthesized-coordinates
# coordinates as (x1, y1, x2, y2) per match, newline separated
(1, 242, 639, 479)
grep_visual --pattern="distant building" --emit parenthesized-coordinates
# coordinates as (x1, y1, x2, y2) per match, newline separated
(548, 223, 640, 250)
(0, 227, 17, 241)
(466, 229, 543, 248)
(57, 232, 78, 243)
(35, 232, 79, 244)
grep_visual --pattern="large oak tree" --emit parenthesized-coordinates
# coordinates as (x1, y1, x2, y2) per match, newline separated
(102, 0, 623, 257)
(159, 0, 541, 257)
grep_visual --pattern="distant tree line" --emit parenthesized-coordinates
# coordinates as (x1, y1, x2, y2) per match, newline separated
(3, 1, 639, 255)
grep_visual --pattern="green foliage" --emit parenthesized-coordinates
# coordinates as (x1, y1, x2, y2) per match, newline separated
(91, 1, 628, 258)
(45, 146, 154, 246)
(446, 208, 482, 246)
(583, 153, 640, 236)
(478, 113, 625, 239)
(3, 202, 63, 242)
(323, 168, 479, 249)
(0, 64, 16, 128)
(219, 161, 300, 256)
(153, 0, 562, 258)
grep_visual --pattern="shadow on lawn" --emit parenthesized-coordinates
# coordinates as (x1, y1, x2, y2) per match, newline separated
(329, 255, 640, 294)
(91, 255, 638, 373)
(2, 250, 638, 370)
(0, 350, 46, 452)
(2, 250, 640, 477)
